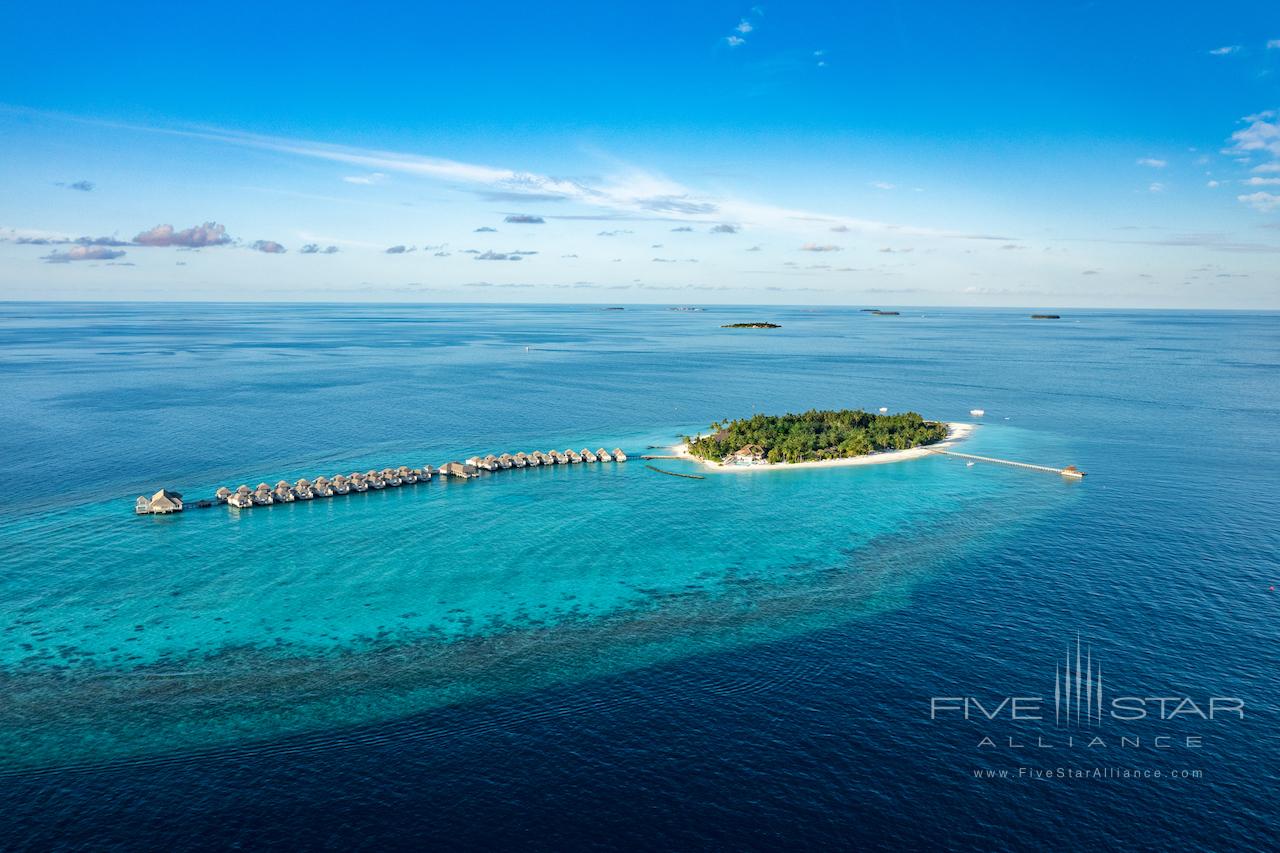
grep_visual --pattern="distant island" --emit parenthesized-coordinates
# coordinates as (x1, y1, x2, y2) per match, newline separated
(669, 306, 705, 312)
(1031, 314, 1061, 319)
(681, 409, 952, 465)
(721, 322, 781, 328)
(869, 310, 900, 316)
(602, 307, 625, 311)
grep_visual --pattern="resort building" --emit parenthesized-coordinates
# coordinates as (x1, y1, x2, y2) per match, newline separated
(313, 476, 334, 497)
(612, 448, 628, 462)
(135, 489, 184, 514)
(273, 481, 296, 502)
(227, 486, 254, 508)
(350, 472, 368, 492)
(596, 448, 612, 461)
(381, 467, 402, 486)
(366, 470, 385, 489)
(253, 484, 275, 505)
(565, 449, 581, 463)
(580, 448, 597, 462)
(441, 461, 474, 479)
(498, 453, 514, 469)
(294, 479, 315, 499)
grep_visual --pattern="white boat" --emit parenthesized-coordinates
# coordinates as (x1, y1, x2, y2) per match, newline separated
(878, 407, 888, 413)
(969, 409, 985, 416)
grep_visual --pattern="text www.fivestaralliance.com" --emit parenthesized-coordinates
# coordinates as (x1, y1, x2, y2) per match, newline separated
(973, 767, 1204, 781)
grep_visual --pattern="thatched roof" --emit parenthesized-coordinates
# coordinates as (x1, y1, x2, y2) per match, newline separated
(256, 483, 271, 491)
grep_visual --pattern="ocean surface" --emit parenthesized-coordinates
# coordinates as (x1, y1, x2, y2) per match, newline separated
(0, 303, 1276, 851)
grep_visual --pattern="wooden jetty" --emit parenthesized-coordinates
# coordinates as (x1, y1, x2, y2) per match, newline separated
(645, 465, 705, 480)
(136, 442, 629, 514)
(928, 449, 1085, 478)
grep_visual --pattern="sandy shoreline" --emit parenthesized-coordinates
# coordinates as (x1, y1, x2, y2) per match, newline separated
(670, 422, 975, 472)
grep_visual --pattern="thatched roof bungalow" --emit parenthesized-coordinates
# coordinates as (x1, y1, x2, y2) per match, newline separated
(580, 448, 598, 462)
(331, 474, 350, 494)
(294, 478, 315, 499)
(313, 476, 334, 497)
(366, 470, 385, 489)
(483, 454, 501, 470)
(228, 486, 254, 508)
(565, 449, 581, 463)
(596, 448, 612, 461)
(349, 472, 368, 492)
(548, 450, 566, 464)
(215, 486, 231, 503)
(398, 466, 417, 484)
(381, 467, 402, 486)
(274, 481, 296, 502)
(441, 461, 474, 479)
(498, 453, 514, 469)
(527, 452, 543, 466)
(252, 485, 274, 505)
(135, 496, 151, 514)
(612, 448, 628, 462)
(419, 464, 434, 480)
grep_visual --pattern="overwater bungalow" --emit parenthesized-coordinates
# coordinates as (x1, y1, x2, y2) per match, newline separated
(580, 448, 598, 462)
(213, 486, 231, 504)
(135, 489, 184, 515)
(549, 450, 567, 464)
(381, 467, 402, 486)
(596, 448, 612, 461)
(350, 472, 369, 492)
(227, 486, 254, 508)
(313, 476, 334, 497)
(331, 474, 350, 494)
(612, 448, 628, 462)
(398, 465, 417, 484)
(253, 484, 275, 506)
(526, 452, 543, 466)
(565, 449, 582, 463)
(420, 465, 434, 480)
(274, 480, 297, 502)
(441, 461, 474, 479)
(294, 478, 315, 499)
(498, 453, 514, 469)
(466, 455, 497, 472)
(483, 454, 501, 470)
(366, 470, 386, 489)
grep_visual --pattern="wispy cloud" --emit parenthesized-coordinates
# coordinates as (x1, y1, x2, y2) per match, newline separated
(1148, 182, 1166, 193)
(474, 226, 498, 232)
(870, 181, 896, 190)
(133, 221, 230, 248)
(725, 35, 746, 47)
(42, 245, 126, 263)
(1268, 39, 1280, 49)
(671, 226, 694, 232)
(711, 223, 739, 233)
(475, 250, 525, 261)
(300, 243, 339, 254)
(1237, 191, 1280, 212)
(56, 180, 95, 192)
(343, 172, 385, 185)
(597, 229, 633, 236)
(385, 244, 411, 254)
(1209, 45, 1241, 55)
(1136, 157, 1167, 168)
(735, 19, 753, 34)
(504, 214, 545, 224)
(800, 243, 841, 252)
(251, 240, 286, 253)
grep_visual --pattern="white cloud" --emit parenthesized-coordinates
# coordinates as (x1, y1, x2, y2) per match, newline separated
(1246, 176, 1280, 186)
(1148, 182, 1166, 193)
(1254, 162, 1280, 173)
(343, 172, 386, 185)
(1209, 45, 1241, 55)
(1207, 180, 1220, 188)
(736, 19, 753, 33)
(1237, 191, 1280, 212)
(1136, 157, 1167, 168)
(1227, 111, 1280, 158)
(1267, 39, 1280, 49)
(726, 35, 746, 47)
(870, 181, 896, 190)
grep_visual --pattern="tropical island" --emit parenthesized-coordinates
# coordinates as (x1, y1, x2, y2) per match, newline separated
(676, 409, 965, 469)
(721, 322, 781, 328)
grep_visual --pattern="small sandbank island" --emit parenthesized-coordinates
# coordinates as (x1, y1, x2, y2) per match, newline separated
(721, 322, 781, 328)
(674, 409, 973, 471)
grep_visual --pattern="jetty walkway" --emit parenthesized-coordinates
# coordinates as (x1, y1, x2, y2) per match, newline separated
(135, 446, 630, 514)
(927, 449, 1084, 478)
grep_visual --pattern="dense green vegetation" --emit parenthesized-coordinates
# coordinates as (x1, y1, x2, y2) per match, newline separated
(684, 409, 948, 464)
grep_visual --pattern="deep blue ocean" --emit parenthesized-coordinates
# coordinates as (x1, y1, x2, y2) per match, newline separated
(0, 303, 1276, 851)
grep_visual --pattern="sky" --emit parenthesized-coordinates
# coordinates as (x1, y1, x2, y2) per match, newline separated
(1, 1, 1278, 307)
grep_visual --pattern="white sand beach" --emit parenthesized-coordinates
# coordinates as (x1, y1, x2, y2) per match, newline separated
(671, 422, 976, 472)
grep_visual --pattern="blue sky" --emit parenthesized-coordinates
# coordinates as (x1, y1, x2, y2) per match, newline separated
(2, 1, 1278, 306)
